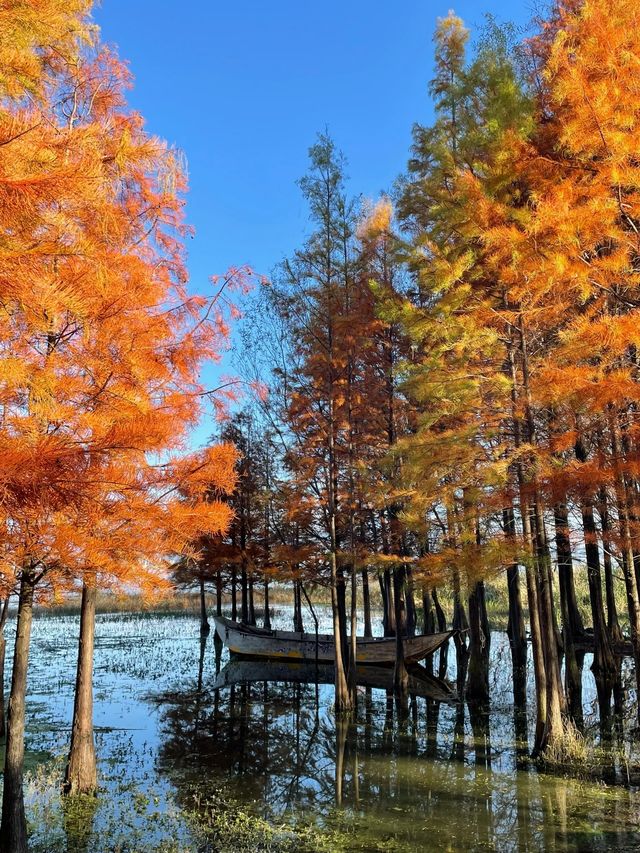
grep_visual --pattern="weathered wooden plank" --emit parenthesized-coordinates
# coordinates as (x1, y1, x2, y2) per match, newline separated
(213, 616, 454, 665)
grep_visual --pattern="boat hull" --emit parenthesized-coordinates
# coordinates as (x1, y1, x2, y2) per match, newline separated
(213, 616, 453, 665)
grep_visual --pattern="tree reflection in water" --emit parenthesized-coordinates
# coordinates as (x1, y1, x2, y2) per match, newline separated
(146, 633, 640, 852)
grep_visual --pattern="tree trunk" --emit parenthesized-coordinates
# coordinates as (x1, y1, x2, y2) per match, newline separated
(361, 570, 372, 638)
(422, 587, 435, 674)
(336, 567, 349, 664)
(199, 576, 210, 636)
(64, 582, 98, 795)
(0, 633, 5, 741)
(533, 496, 568, 753)
(293, 579, 304, 633)
(564, 631, 583, 723)
(0, 598, 10, 739)
(574, 438, 615, 678)
(348, 566, 358, 706)
(518, 318, 568, 754)
(393, 566, 409, 695)
(432, 588, 446, 631)
(404, 566, 417, 638)
(467, 581, 490, 704)
(0, 571, 35, 853)
(504, 508, 527, 672)
(422, 586, 434, 634)
(552, 502, 583, 720)
(610, 419, 640, 718)
(432, 588, 448, 680)
(248, 575, 256, 626)
(523, 545, 547, 753)
(231, 567, 237, 622)
(331, 558, 352, 713)
(452, 567, 469, 656)
(597, 486, 623, 644)
(580, 498, 616, 679)
(515, 462, 547, 749)
(240, 563, 249, 625)
(215, 573, 223, 617)
(380, 570, 395, 637)
(554, 502, 585, 643)
(263, 578, 271, 630)
(620, 543, 640, 705)
(508, 328, 547, 751)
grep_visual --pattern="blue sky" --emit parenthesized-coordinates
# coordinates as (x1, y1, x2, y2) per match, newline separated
(94, 0, 533, 446)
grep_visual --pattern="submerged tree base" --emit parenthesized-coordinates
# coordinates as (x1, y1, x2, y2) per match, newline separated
(538, 718, 589, 767)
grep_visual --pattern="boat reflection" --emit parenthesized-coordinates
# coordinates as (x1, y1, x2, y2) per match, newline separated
(149, 634, 640, 852)
(212, 658, 457, 704)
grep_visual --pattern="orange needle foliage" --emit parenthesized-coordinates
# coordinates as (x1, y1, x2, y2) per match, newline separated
(397, 0, 640, 749)
(0, 0, 94, 100)
(0, 4, 252, 847)
(0, 6, 245, 599)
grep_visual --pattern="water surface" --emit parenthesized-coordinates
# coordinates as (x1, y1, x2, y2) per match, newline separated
(9, 608, 640, 851)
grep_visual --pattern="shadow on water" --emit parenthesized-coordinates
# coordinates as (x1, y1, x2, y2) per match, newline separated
(146, 628, 640, 853)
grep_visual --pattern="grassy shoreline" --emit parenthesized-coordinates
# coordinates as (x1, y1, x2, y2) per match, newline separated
(25, 566, 629, 637)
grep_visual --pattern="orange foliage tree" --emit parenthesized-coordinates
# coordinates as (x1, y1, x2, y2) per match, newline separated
(0, 3, 248, 847)
(395, 0, 640, 754)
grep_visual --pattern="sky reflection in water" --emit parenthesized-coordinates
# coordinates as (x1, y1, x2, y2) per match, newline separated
(11, 607, 640, 852)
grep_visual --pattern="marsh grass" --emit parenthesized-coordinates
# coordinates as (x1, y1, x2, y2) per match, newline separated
(184, 787, 347, 853)
(28, 564, 630, 640)
(23, 755, 193, 853)
(540, 721, 589, 767)
(19, 757, 347, 853)
(34, 592, 205, 617)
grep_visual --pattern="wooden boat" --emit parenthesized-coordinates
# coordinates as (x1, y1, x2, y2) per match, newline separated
(213, 615, 454, 665)
(212, 658, 456, 703)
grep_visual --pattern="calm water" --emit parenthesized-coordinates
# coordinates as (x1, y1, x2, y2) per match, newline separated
(8, 607, 640, 852)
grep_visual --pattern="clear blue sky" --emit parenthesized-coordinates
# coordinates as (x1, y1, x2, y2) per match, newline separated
(94, 0, 533, 446)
